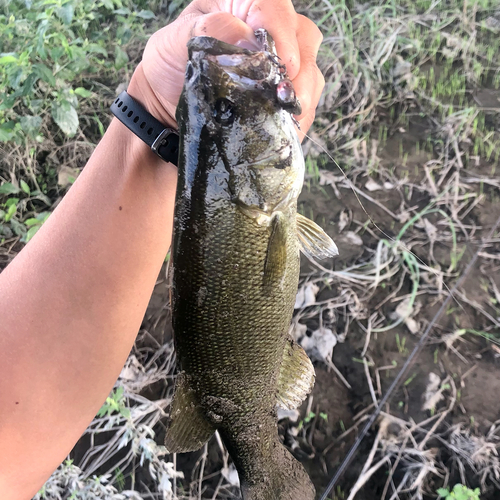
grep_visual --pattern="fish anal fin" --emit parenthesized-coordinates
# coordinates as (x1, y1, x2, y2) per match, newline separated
(296, 213, 339, 261)
(263, 213, 287, 289)
(276, 337, 315, 410)
(165, 372, 215, 453)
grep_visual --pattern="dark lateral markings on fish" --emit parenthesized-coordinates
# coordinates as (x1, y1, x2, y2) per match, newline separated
(165, 29, 339, 500)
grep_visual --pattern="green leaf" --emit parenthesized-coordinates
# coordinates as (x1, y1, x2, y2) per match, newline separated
(5, 203, 17, 222)
(20, 180, 30, 195)
(51, 100, 79, 136)
(56, 4, 75, 25)
(87, 43, 108, 57)
(114, 46, 129, 69)
(5, 198, 19, 208)
(21, 72, 38, 97)
(0, 222, 13, 238)
(437, 488, 450, 498)
(25, 225, 41, 242)
(33, 63, 56, 86)
(74, 87, 92, 98)
(10, 219, 26, 238)
(136, 10, 155, 19)
(0, 183, 20, 195)
(24, 218, 40, 227)
(0, 54, 18, 65)
(20, 115, 42, 135)
(0, 122, 16, 142)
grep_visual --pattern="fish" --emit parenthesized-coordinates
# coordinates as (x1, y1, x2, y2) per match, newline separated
(165, 30, 338, 500)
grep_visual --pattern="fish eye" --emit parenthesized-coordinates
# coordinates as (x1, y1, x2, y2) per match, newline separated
(214, 98, 234, 125)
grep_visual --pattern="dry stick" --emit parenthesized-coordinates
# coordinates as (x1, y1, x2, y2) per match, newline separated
(327, 359, 352, 390)
(380, 435, 410, 500)
(210, 475, 225, 500)
(319, 213, 500, 500)
(173, 453, 177, 499)
(345, 430, 385, 500)
(363, 358, 378, 407)
(198, 443, 208, 500)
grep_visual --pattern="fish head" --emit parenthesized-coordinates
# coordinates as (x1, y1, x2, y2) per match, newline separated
(179, 33, 305, 214)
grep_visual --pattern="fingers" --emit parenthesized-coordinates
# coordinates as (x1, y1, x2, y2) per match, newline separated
(232, 0, 301, 80)
(191, 11, 258, 47)
(139, 0, 325, 139)
(292, 15, 325, 138)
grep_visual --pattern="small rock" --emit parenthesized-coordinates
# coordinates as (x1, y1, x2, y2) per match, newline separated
(365, 179, 383, 192)
(222, 464, 240, 487)
(294, 282, 319, 309)
(300, 328, 338, 363)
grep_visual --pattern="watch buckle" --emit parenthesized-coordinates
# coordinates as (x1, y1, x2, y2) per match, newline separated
(151, 128, 176, 158)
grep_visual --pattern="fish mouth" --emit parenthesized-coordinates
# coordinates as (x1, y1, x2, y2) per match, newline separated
(187, 36, 260, 58)
(187, 35, 276, 87)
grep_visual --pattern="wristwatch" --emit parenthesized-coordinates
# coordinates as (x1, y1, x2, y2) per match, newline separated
(110, 91, 179, 166)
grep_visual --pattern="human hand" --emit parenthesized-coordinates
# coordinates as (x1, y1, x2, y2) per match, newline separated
(128, 0, 325, 141)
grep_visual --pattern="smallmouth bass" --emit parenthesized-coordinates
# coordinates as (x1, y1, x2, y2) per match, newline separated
(166, 30, 338, 500)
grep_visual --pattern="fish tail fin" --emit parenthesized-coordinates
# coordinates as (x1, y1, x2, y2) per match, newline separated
(241, 442, 315, 500)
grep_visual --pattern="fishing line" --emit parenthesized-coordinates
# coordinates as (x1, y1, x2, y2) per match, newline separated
(319, 212, 500, 500)
(301, 132, 469, 314)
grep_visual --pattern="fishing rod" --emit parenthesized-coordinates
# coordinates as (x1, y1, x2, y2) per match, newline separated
(319, 213, 500, 500)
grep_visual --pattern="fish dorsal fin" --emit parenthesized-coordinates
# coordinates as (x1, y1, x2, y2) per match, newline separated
(276, 337, 315, 410)
(296, 213, 339, 261)
(164, 372, 215, 453)
(263, 213, 288, 289)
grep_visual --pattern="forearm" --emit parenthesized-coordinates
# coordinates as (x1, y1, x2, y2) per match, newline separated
(0, 101, 177, 499)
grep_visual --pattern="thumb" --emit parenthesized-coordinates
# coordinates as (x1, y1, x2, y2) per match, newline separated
(192, 12, 259, 49)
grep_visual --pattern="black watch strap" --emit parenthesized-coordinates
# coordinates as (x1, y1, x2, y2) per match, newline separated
(110, 91, 179, 166)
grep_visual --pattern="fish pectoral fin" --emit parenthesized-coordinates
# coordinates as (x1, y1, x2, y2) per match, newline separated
(165, 372, 215, 453)
(296, 213, 339, 260)
(276, 337, 315, 410)
(263, 213, 287, 289)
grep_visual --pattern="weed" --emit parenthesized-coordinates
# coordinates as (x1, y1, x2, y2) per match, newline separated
(437, 484, 481, 500)
(396, 333, 408, 354)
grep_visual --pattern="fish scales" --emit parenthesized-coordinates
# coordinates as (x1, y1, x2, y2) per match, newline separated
(166, 30, 338, 500)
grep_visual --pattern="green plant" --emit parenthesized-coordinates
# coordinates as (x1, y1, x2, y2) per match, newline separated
(396, 333, 408, 354)
(437, 484, 481, 500)
(97, 386, 130, 419)
(0, 0, 156, 142)
(297, 411, 316, 431)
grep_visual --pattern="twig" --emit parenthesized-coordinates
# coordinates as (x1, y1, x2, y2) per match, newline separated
(327, 359, 352, 390)
(198, 443, 208, 500)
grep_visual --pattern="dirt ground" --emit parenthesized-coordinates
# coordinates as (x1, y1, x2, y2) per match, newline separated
(137, 133, 500, 499)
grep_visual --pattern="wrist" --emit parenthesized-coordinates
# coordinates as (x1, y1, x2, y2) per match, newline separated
(107, 117, 165, 171)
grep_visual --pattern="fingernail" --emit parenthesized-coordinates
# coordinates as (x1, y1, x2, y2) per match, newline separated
(235, 36, 260, 51)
